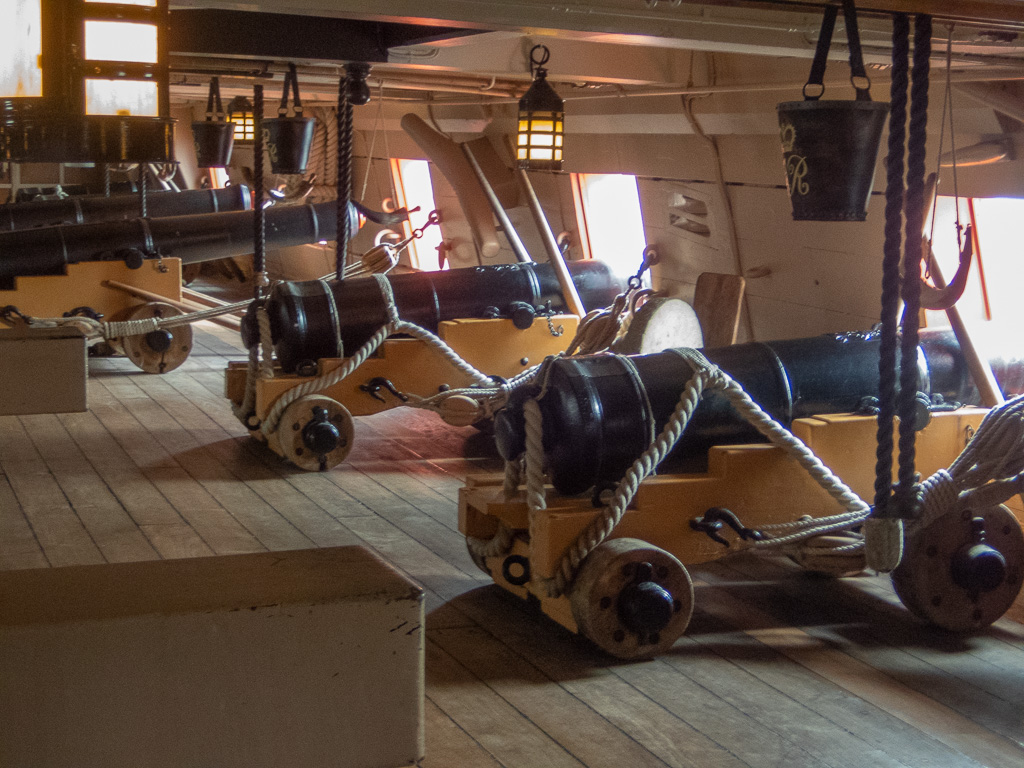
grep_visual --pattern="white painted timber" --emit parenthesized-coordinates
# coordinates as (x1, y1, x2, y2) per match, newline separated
(0, 547, 424, 768)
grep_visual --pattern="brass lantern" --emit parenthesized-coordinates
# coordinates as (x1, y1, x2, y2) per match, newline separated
(0, 0, 174, 163)
(516, 45, 563, 171)
(226, 95, 255, 145)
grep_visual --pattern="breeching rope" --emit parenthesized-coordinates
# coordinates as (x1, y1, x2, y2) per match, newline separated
(516, 350, 873, 597)
(0, 300, 252, 341)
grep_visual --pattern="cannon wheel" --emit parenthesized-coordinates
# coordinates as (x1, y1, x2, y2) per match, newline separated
(892, 504, 1024, 632)
(569, 537, 694, 659)
(118, 301, 193, 374)
(277, 395, 355, 472)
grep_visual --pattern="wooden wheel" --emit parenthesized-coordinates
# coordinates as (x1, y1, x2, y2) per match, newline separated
(569, 538, 694, 659)
(277, 395, 355, 471)
(892, 504, 1024, 632)
(117, 302, 193, 374)
(611, 297, 703, 355)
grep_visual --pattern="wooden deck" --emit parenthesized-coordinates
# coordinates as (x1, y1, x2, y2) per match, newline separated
(2, 321, 1024, 768)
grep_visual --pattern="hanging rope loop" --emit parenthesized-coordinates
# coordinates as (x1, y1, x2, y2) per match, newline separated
(205, 76, 224, 121)
(278, 62, 303, 117)
(802, 0, 872, 102)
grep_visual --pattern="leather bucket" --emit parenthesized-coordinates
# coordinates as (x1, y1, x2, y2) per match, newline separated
(191, 120, 234, 168)
(262, 116, 315, 174)
(776, 0, 889, 221)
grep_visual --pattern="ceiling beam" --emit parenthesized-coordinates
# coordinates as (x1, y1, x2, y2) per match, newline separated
(168, 9, 478, 61)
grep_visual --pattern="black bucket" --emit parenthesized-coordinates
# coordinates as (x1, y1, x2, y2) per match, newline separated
(777, 100, 889, 221)
(191, 120, 234, 168)
(777, 0, 889, 222)
(262, 116, 315, 174)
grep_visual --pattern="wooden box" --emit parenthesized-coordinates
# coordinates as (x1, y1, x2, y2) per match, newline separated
(0, 326, 87, 415)
(0, 547, 425, 768)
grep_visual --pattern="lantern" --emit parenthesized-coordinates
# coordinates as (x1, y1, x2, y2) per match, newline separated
(516, 45, 563, 172)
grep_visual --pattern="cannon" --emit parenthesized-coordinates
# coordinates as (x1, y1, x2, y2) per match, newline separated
(226, 260, 626, 470)
(460, 327, 1024, 658)
(0, 199, 361, 374)
(0, 186, 251, 232)
(0, 200, 360, 285)
(246, 260, 624, 373)
(494, 327, 1024, 495)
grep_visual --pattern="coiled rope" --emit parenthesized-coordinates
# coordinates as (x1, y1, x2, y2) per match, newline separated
(917, 394, 1024, 524)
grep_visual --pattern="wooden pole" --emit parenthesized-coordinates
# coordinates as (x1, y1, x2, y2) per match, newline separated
(512, 166, 587, 318)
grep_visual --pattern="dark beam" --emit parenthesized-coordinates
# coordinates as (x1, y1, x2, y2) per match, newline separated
(168, 9, 479, 62)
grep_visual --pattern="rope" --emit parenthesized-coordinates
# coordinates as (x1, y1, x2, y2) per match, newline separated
(138, 164, 148, 219)
(252, 84, 268, 297)
(13, 299, 252, 341)
(918, 393, 1024, 522)
(232, 342, 261, 425)
(257, 305, 275, 380)
(895, 15, 932, 519)
(336, 70, 354, 281)
(522, 349, 875, 596)
(258, 276, 494, 437)
(873, 13, 909, 519)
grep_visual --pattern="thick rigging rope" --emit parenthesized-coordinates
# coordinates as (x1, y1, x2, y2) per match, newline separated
(896, 15, 932, 516)
(336, 71, 354, 282)
(873, 13, 909, 519)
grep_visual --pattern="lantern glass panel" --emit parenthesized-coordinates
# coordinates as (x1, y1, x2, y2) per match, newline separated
(84, 20, 158, 63)
(85, 78, 158, 116)
(86, 0, 158, 6)
(230, 113, 254, 142)
(0, 0, 43, 98)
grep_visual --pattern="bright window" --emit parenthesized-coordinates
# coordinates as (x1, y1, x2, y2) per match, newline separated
(572, 173, 647, 278)
(926, 196, 1024, 326)
(389, 158, 444, 270)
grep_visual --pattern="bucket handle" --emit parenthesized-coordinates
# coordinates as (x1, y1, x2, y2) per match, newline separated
(278, 62, 305, 117)
(803, 0, 872, 102)
(205, 77, 225, 122)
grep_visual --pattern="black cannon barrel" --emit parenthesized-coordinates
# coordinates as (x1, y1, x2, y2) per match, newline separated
(250, 261, 626, 373)
(0, 186, 251, 231)
(0, 201, 360, 286)
(494, 327, 1024, 496)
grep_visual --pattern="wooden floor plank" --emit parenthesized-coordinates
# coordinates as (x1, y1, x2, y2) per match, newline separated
(421, 698, 505, 768)
(0, 475, 48, 570)
(705, 555, 1024, 737)
(92, 374, 302, 553)
(425, 638, 587, 768)
(0, 418, 106, 568)
(130, 375, 359, 550)
(439, 587, 753, 768)
(430, 625, 676, 768)
(19, 413, 159, 563)
(690, 562, 1023, 766)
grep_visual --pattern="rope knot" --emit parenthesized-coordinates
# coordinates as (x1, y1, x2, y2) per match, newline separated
(919, 468, 958, 522)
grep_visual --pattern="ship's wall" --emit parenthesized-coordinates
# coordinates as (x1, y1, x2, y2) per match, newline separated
(174, 46, 1022, 343)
